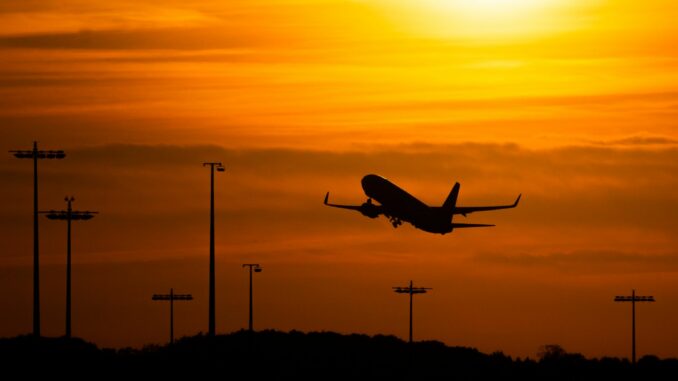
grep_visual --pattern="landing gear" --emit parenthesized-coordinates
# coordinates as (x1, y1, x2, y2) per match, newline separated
(390, 216, 402, 228)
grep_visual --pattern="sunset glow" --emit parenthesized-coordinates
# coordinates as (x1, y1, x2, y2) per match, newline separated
(409, 0, 560, 20)
(373, 0, 587, 40)
(1, 0, 677, 360)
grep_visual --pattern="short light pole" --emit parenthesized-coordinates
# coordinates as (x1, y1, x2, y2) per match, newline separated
(393, 281, 431, 343)
(242, 264, 262, 332)
(152, 288, 193, 345)
(9, 141, 66, 337)
(41, 196, 97, 338)
(203, 162, 224, 337)
(615, 289, 655, 365)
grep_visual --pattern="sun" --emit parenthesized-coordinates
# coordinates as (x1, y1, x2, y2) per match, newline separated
(425, 0, 548, 14)
(371, 0, 573, 41)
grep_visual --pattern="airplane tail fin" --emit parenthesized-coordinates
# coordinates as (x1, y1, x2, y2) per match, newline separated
(442, 182, 460, 217)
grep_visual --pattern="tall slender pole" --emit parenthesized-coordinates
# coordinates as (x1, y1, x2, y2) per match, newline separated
(249, 266, 253, 332)
(32, 142, 40, 337)
(43, 198, 96, 338)
(632, 289, 636, 365)
(393, 281, 431, 344)
(65, 198, 72, 338)
(152, 290, 192, 345)
(409, 281, 413, 344)
(170, 288, 174, 345)
(204, 162, 223, 337)
(242, 264, 261, 333)
(209, 165, 215, 337)
(11, 142, 66, 338)
(614, 290, 654, 365)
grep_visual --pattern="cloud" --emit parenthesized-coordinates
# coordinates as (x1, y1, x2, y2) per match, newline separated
(0, 28, 259, 50)
(1, 141, 676, 269)
(1, 142, 676, 231)
(0, 1, 395, 51)
(588, 135, 678, 147)
(474, 250, 678, 274)
(344, 91, 678, 112)
(2, 142, 676, 188)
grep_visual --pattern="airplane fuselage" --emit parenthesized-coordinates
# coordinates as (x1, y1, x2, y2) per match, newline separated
(361, 174, 453, 234)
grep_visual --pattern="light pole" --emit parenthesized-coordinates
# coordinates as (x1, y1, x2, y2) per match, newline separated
(393, 281, 431, 344)
(9, 141, 66, 337)
(41, 196, 97, 338)
(203, 162, 224, 337)
(152, 288, 193, 344)
(614, 289, 655, 365)
(242, 264, 262, 332)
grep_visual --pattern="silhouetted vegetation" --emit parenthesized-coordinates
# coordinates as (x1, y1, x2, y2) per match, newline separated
(1, 331, 676, 379)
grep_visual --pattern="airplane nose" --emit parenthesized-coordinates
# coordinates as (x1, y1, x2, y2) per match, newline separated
(361, 174, 383, 196)
(361, 174, 377, 188)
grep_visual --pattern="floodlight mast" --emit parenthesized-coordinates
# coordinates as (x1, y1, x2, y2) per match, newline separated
(393, 280, 432, 343)
(202, 162, 224, 337)
(41, 196, 97, 338)
(9, 141, 66, 337)
(614, 289, 655, 365)
(242, 264, 262, 332)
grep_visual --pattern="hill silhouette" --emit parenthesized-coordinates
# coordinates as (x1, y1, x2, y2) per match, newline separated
(1, 330, 676, 379)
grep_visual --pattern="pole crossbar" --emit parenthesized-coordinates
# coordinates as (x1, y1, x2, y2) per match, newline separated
(614, 289, 655, 365)
(393, 280, 431, 344)
(152, 288, 194, 344)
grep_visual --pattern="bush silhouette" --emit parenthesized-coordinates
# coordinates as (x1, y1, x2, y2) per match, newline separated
(1, 331, 676, 379)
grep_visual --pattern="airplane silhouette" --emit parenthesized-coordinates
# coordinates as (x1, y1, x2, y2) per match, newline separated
(324, 174, 521, 234)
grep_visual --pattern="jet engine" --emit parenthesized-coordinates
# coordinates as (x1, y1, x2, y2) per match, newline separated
(359, 199, 380, 218)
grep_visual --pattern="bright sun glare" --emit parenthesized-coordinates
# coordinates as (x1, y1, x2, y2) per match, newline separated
(378, 0, 571, 40)
(428, 0, 547, 13)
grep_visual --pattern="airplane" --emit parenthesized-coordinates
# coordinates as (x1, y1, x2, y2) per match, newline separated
(324, 174, 520, 235)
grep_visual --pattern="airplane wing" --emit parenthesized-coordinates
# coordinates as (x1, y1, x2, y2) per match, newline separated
(454, 194, 521, 216)
(451, 223, 495, 228)
(324, 192, 382, 218)
(323, 192, 363, 211)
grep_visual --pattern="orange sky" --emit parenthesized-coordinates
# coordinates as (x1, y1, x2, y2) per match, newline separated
(1, 0, 677, 358)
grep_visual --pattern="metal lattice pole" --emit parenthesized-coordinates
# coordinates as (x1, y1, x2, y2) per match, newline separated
(393, 281, 431, 343)
(41, 197, 97, 338)
(152, 289, 193, 344)
(10, 141, 66, 337)
(614, 290, 655, 364)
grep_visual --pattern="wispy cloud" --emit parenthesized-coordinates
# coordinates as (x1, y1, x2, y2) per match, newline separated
(587, 134, 678, 147)
(475, 250, 678, 274)
(0, 27, 263, 50)
(1, 143, 676, 245)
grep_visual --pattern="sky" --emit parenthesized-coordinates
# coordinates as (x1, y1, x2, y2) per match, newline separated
(0, 0, 677, 359)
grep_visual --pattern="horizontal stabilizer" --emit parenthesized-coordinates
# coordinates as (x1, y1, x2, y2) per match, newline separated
(454, 193, 522, 216)
(451, 223, 495, 228)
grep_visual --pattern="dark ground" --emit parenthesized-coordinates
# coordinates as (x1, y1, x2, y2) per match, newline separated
(1, 330, 676, 379)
